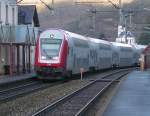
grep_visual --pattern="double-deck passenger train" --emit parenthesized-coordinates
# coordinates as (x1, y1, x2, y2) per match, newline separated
(34, 29, 145, 80)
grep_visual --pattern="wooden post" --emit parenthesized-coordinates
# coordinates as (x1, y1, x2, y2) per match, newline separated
(9, 44, 13, 76)
(17, 45, 20, 74)
(22, 45, 26, 73)
(80, 68, 84, 81)
(140, 54, 145, 71)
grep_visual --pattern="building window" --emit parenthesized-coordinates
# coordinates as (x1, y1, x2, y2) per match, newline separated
(18, 11, 26, 24)
(6, 5, 8, 24)
(12, 7, 15, 25)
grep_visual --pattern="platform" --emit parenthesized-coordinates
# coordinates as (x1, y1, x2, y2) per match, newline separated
(103, 71, 150, 116)
(0, 73, 36, 85)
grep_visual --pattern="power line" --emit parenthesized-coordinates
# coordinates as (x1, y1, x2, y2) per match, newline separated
(39, 0, 54, 11)
(17, 0, 54, 11)
(107, 0, 120, 9)
(75, 1, 106, 5)
(17, 0, 24, 3)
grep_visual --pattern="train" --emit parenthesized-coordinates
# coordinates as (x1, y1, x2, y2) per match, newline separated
(34, 29, 145, 80)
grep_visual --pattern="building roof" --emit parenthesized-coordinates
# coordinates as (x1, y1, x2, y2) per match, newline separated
(143, 44, 150, 54)
(18, 5, 40, 27)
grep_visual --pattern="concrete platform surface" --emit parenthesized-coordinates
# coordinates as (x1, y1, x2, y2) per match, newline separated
(0, 73, 36, 85)
(103, 71, 150, 116)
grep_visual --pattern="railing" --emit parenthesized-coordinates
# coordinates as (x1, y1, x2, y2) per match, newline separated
(0, 25, 39, 75)
(0, 24, 39, 44)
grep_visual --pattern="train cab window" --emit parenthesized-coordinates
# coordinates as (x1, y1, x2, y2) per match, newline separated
(73, 38, 89, 48)
(40, 39, 62, 60)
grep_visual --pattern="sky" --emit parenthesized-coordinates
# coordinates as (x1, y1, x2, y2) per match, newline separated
(20, 0, 135, 11)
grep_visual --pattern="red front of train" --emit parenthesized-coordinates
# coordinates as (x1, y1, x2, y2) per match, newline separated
(34, 29, 68, 79)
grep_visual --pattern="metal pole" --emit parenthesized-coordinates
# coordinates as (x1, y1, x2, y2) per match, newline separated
(92, 10, 96, 32)
(28, 45, 31, 73)
(129, 12, 132, 28)
(119, 0, 122, 25)
(125, 16, 127, 44)
(52, 0, 54, 5)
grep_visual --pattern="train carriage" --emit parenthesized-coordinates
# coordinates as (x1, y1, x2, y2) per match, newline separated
(35, 29, 91, 79)
(111, 43, 120, 67)
(66, 31, 90, 74)
(88, 37, 113, 70)
(35, 28, 144, 80)
(88, 38, 99, 71)
(111, 42, 135, 67)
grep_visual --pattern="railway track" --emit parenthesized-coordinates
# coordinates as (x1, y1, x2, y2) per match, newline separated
(0, 79, 59, 103)
(32, 69, 131, 116)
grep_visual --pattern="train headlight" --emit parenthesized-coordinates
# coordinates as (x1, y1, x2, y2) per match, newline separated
(52, 56, 59, 60)
(41, 56, 46, 60)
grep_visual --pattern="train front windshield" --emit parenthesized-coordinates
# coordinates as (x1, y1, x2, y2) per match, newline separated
(40, 39, 62, 60)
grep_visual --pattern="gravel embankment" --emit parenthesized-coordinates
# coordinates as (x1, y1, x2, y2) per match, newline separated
(0, 80, 90, 116)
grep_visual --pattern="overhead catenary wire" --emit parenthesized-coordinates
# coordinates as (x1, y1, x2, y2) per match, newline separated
(39, 0, 54, 11)
(107, 0, 120, 9)
(17, 0, 54, 14)
(17, 0, 24, 3)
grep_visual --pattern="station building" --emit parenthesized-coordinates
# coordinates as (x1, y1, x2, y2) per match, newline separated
(0, 0, 39, 75)
(143, 44, 150, 69)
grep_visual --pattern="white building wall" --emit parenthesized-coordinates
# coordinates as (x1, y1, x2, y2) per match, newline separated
(0, 0, 18, 25)
(0, 0, 39, 74)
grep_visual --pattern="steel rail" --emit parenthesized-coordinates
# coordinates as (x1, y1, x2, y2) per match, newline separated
(32, 69, 131, 116)
(75, 73, 128, 116)
(0, 81, 60, 103)
(0, 81, 39, 94)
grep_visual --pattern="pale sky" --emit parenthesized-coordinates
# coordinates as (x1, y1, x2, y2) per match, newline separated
(20, 0, 134, 11)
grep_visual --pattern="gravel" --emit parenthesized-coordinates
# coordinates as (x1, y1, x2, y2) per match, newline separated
(0, 69, 132, 116)
(0, 80, 90, 116)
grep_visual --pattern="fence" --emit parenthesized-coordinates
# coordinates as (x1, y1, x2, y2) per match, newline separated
(0, 25, 39, 75)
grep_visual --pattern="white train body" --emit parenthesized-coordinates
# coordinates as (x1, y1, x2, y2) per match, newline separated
(111, 42, 135, 67)
(35, 29, 144, 79)
(88, 37, 113, 70)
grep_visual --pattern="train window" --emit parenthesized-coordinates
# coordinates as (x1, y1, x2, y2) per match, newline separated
(73, 38, 89, 48)
(99, 44, 111, 50)
(121, 47, 132, 52)
(41, 38, 61, 44)
(40, 39, 62, 59)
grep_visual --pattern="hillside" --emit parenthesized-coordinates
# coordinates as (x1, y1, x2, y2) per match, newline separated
(20, 0, 150, 41)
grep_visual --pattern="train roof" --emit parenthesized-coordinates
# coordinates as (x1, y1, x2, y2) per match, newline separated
(111, 42, 133, 48)
(133, 44, 147, 50)
(39, 28, 88, 41)
(88, 37, 111, 45)
(64, 30, 88, 41)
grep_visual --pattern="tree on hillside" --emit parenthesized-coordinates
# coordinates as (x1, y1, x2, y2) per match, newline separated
(138, 17, 150, 45)
(138, 32, 150, 45)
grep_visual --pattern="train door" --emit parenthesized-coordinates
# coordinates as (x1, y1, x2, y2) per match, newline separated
(66, 45, 74, 73)
(112, 52, 119, 67)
